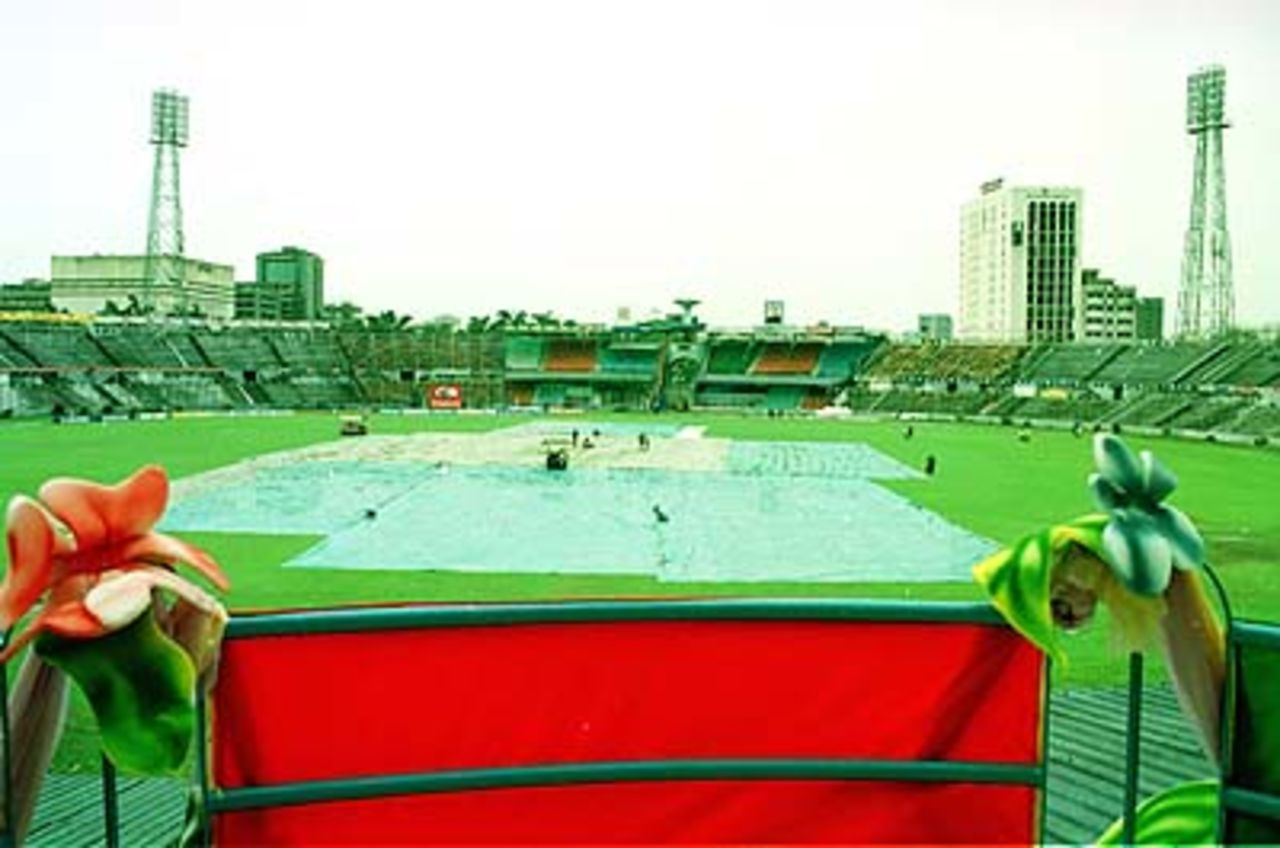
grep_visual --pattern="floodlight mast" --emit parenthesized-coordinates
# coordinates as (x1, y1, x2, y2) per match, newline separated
(144, 89, 190, 316)
(1178, 66, 1233, 339)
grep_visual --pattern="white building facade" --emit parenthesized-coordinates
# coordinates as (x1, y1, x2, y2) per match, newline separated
(1080, 269, 1138, 341)
(51, 255, 235, 319)
(959, 180, 1083, 343)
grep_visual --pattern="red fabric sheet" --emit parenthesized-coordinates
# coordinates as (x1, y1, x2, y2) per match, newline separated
(212, 617, 1044, 845)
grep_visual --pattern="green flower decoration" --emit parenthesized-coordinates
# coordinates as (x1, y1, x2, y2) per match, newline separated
(1094, 778, 1219, 846)
(1089, 434, 1206, 597)
(973, 514, 1108, 664)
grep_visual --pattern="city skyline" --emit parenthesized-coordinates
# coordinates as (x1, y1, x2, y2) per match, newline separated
(2, 0, 1279, 331)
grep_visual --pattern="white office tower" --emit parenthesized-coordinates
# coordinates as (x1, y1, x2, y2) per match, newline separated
(959, 179, 1083, 343)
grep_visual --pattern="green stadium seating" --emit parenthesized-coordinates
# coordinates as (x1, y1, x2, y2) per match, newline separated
(504, 337, 544, 371)
(544, 340, 598, 373)
(706, 341, 757, 375)
(598, 346, 659, 376)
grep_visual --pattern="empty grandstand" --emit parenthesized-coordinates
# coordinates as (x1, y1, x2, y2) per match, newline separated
(853, 338, 1280, 441)
(503, 330, 661, 410)
(695, 333, 880, 411)
(1, 315, 1277, 442)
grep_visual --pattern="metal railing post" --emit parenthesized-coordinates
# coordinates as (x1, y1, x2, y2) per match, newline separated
(101, 753, 119, 848)
(1121, 651, 1144, 845)
(0, 645, 14, 848)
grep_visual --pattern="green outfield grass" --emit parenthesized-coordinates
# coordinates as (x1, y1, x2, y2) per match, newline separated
(2, 412, 1277, 773)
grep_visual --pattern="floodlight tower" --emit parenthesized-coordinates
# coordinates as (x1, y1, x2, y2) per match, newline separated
(144, 88, 190, 314)
(1178, 66, 1234, 338)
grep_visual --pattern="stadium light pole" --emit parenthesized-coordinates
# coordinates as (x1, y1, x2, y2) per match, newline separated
(144, 89, 190, 318)
(1178, 66, 1234, 339)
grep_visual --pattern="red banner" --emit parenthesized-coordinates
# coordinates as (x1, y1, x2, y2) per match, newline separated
(426, 383, 463, 409)
(213, 615, 1044, 844)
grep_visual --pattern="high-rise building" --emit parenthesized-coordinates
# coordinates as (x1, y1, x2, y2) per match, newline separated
(959, 179, 1083, 343)
(1080, 270, 1137, 341)
(917, 313, 953, 341)
(1136, 297, 1164, 343)
(235, 246, 325, 321)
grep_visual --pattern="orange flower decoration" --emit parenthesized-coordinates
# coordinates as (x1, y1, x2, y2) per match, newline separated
(0, 465, 229, 662)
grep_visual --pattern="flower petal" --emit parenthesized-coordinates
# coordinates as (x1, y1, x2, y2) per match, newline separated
(0, 573, 108, 662)
(1088, 474, 1127, 512)
(38, 466, 168, 550)
(1, 497, 64, 631)
(166, 596, 229, 684)
(1152, 505, 1206, 571)
(1139, 451, 1178, 503)
(82, 569, 155, 632)
(1103, 511, 1173, 596)
(84, 566, 222, 632)
(1094, 434, 1143, 494)
(119, 533, 229, 591)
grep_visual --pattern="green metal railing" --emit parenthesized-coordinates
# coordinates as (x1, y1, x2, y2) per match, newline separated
(209, 758, 1043, 814)
(11, 593, 1277, 845)
(1218, 611, 1280, 842)
(222, 597, 1009, 638)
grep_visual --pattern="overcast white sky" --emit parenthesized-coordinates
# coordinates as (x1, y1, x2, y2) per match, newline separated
(2, 0, 1277, 330)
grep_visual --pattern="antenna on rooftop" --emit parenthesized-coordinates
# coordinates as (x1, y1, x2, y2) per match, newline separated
(674, 298, 701, 325)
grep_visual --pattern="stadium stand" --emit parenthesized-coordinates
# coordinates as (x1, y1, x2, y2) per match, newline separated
(532, 383, 569, 407)
(705, 340, 758, 376)
(0, 332, 38, 368)
(91, 327, 187, 368)
(160, 332, 211, 368)
(1218, 344, 1280, 388)
(1167, 396, 1256, 433)
(597, 344, 660, 376)
(271, 330, 348, 372)
(1010, 394, 1116, 423)
(93, 379, 142, 411)
(1231, 404, 1280, 437)
(764, 385, 808, 410)
(192, 330, 284, 371)
(850, 389, 995, 416)
(3, 315, 1280, 443)
(862, 344, 1025, 384)
(815, 341, 875, 380)
(0, 324, 107, 368)
(1092, 344, 1210, 386)
(752, 343, 822, 375)
(1110, 393, 1194, 428)
(504, 337, 544, 371)
(285, 375, 361, 408)
(543, 339, 598, 373)
(695, 388, 765, 409)
(1018, 344, 1123, 383)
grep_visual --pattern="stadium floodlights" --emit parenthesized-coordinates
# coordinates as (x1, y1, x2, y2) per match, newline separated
(151, 89, 189, 147)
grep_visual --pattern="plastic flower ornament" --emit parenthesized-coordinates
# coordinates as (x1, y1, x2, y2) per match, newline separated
(0, 465, 229, 773)
(1088, 433, 1206, 597)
